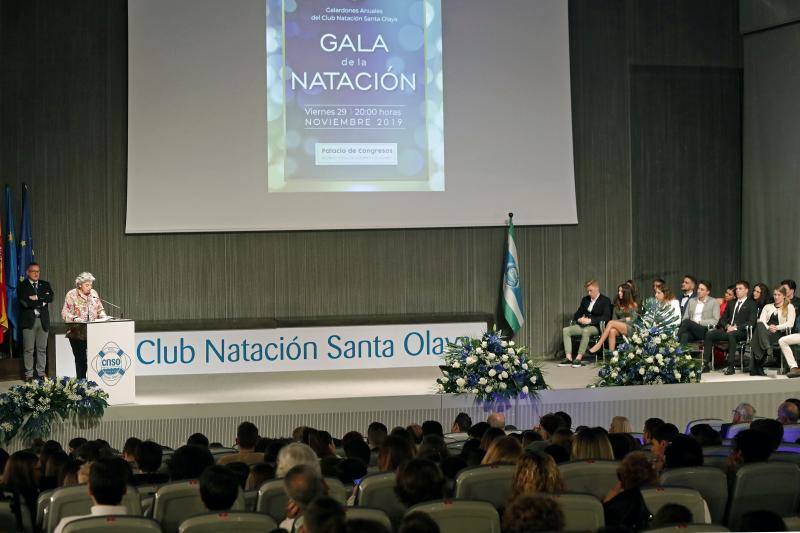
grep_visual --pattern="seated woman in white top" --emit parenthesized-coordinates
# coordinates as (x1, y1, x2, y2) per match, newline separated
(751, 286, 796, 376)
(654, 284, 682, 330)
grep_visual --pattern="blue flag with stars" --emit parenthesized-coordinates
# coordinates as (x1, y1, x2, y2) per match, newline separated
(18, 184, 34, 282)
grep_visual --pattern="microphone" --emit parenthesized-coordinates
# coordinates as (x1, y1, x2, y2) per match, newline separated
(100, 298, 123, 319)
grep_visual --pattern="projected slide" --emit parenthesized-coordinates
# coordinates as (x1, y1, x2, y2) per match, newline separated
(266, 0, 444, 193)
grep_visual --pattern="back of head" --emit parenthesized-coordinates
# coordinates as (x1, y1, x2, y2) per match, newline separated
(236, 421, 259, 450)
(302, 496, 346, 533)
(479, 427, 506, 451)
(135, 440, 163, 473)
(89, 457, 129, 505)
(539, 413, 562, 436)
(777, 401, 800, 425)
(285, 464, 327, 509)
(651, 503, 693, 527)
(276, 442, 321, 478)
(168, 444, 215, 481)
(421, 420, 444, 437)
(482, 435, 522, 466)
(643, 417, 665, 441)
(738, 510, 788, 532)
(378, 435, 416, 472)
(571, 428, 614, 461)
(245, 462, 276, 491)
(652, 423, 680, 444)
(453, 412, 472, 433)
(617, 452, 657, 490)
(503, 494, 565, 533)
(2, 451, 38, 491)
(664, 435, 703, 469)
(487, 412, 506, 429)
(733, 402, 756, 423)
(440, 455, 467, 481)
(417, 434, 449, 463)
(521, 430, 543, 447)
(199, 465, 240, 511)
(187, 433, 209, 449)
(608, 432, 638, 461)
(399, 511, 441, 533)
(309, 430, 334, 458)
(734, 429, 773, 463)
(367, 422, 388, 448)
(609, 416, 633, 434)
(689, 424, 722, 446)
(68, 437, 88, 455)
(343, 438, 371, 465)
(122, 437, 141, 459)
(543, 444, 570, 464)
(335, 457, 367, 485)
(554, 411, 572, 431)
(394, 458, 445, 507)
(551, 428, 573, 449)
(467, 421, 490, 440)
(750, 418, 784, 452)
(511, 450, 564, 498)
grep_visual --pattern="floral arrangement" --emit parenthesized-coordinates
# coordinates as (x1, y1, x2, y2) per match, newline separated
(436, 330, 547, 401)
(593, 298, 703, 387)
(0, 377, 109, 445)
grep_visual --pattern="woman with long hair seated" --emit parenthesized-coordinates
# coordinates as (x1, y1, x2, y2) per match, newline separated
(589, 283, 638, 354)
(750, 286, 796, 376)
(510, 450, 565, 499)
(603, 452, 658, 530)
(655, 284, 682, 328)
(481, 436, 523, 466)
(571, 427, 614, 461)
(0, 451, 39, 531)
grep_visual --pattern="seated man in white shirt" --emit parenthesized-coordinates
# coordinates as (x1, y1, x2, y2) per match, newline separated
(54, 457, 130, 533)
(677, 280, 720, 344)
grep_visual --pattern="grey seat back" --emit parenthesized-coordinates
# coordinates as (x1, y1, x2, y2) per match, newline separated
(726, 462, 800, 529)
(660, 466, 728, 524)
(559, 460, 619, 500)
(153, 480, 244, 533)
(344, 506, 392, 530)
(62, 516, 161, 533)
(406, 500, 500, 533)
(453, 465, 515, 508)
(255, 479, 287, 523)
(641, 487, 707, 525)
(542, 492, 604, 532)
(47, 485, 141, 533)
(178, 511, 277, 533)
(355, 472, 406, 526)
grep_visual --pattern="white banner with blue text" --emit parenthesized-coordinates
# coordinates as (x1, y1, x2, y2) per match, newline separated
(56, 322, 486, 376)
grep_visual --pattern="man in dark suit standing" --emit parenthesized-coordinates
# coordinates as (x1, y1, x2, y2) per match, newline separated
(702, 280, 757, 375)
(18, 262, 54, 380)
(560, 279, 612, 367)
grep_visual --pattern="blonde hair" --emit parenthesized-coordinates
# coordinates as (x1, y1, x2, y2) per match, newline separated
(584, 279, 599, 289)
(481, 436, 523, 466)
(775, 286, 790, 320)
(571, 429, 614, 461)
(609, 416, 633, 434)
(511, 450, 564, 499)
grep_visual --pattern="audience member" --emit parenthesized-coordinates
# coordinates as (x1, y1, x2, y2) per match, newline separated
(655, 284, 682, 328)
(643, 417, 665, 445)
(603, 452, 657, 531)
(778, 328, 800, 378)
(727, 429, 773, 474)
(571, 427, 614, 461)
(503, 494, 565, 533)
(479, 427, 506, 451)
(651, 423, 680, 470)
(487, 412, 506, 429)
(368, 422, 389, 451)
(0, 450, 38, 530)
(421, 420, 444, 437)
(168, 444, 215, 481)
(738, 509, 788, 532)
(417, 435, 449, 463)
(467, 421, 490, 440)
(394, 459, 445, 507)
(54, 457, 130, 533)
(451, 412, 472, 433)
(664, 435, 704, 469)
(219, 421, 264, 465)
(718, 284, 736, 316)
(132, 440, 169, 485)
(378, 435, 415, 472)
(650, 503, 693, 528)
(186, 432, 210, 449)
(608, 432, 639, 461)
(608, 416, 633, 433)
(750, 286, 796, 375)
(68, 437, 88, 457)
(481, 436, 522, 465)
(521, 430, 543, 449)
(282, 464, 328, 531)
(749, 419, 784, 453)
(343, 438, 371, 467)
(588, 283, 638, 354)
(40, 450, 69, 491)
(554, 411, 572, 431)
(309, 430, 336, 459)
(246, 462, 276, 491)
(299, 495, 345, 533)
(678, 275, 698, 316)
(406, 424, 424, 444)
(121, 437, 141, 467)
(277, 443, 321, 478)
(777, 401, 799, 425)
(703, 281, 757, 375)
(510, 450, 564, 499)
(536, 413, 563, 440)
(689, 424, 722, 446)
(752, 282, 771, 315)
(677, 280, 720, 343)
(560, 279, 612, 367)
(398, 511, 441, 533)
(199, 465, 240, 511)
(292, 426, 307, 442)
(550, 428, 573, 452)
(543, 444, 570, 464)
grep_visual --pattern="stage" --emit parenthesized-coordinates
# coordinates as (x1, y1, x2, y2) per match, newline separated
(2, 363, 798, 452)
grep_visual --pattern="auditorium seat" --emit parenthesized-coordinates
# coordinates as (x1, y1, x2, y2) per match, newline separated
(701, 456, 728, 470)
(771, 451, 800, 465)
(37, 488, 55, 530)
(685, 419, 724, 434)
(406, 500, 500, 533)
(0, 504, 15, 533)
(325, 477, 350, 504)
(721, 422, 749, 439)
(777, 442, 800, 453)
(453, 465, 515, 508)
(255, 479, 287, 523)
(700, 445, 730, 457)
(643, 525, 729, 532)
(344, 506, 393, 530)
(210, 448, 237, 463)
(354, 472, 407, 526)
(782, 424, 800, 444)
(784, 516, 800, 530)
(243, 490, 258, 511)
(47, 485, 142, 533)
(559, 460, 619, 500)
(61, 516, 161, 533)
(153, 479, 244, 533)
(177, 511, 277, 533)
(541, 492, 604, 531)
(660, 467, 728, 524)
(641, 487, 708, 524)
(726, 462, 800, 529)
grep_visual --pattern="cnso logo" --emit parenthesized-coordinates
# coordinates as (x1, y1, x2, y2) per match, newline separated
(91, 341, 132, 387)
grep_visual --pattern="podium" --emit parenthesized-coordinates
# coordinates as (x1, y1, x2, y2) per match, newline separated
(73, 319, 136, 405)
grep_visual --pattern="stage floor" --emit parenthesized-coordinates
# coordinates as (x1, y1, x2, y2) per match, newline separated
(1, 363, 796, 452)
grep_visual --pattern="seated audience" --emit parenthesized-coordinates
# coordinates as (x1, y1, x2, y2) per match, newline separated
(132, 440, 169, 485)
(536, 413, 564, 440)
(219, 421, 264, 465)
(554, 411, 572, 431)
(510, 450, 564, 499)
(481, 436, 522, 465)
(0, 451, 38, 531)
(655, 284, 682, 328)
(487, 412, 505, 429)
(750, 419, 784, 453)
(421, 420, 444, 437)
(343, 438, 371, 467)
(417, 435, 449, 463)
(777, 401, 800, 425)
(727, 429, 773, 475)
(608, 432, 639, 460)
(609, 415, 633, 433)
(378, 435, 415, 472)
(550, 428, 572, 453)
(560, 279, 612, 367)
(588, 283, 638, 354)
(54, 457, 130, 533)
(245, 462, 276, 491)
(650, 503, 694, 528)
(718, 284, 735, 316)
(678, 275, 698, 316)
(282, 464, 328, 531)
(121, 437, 141, 468)
(663, 435, 703, 469)
(309, 430, 337, 459)
(40, 450, 69, 491)
(467, 421, 490, 441)
(723, 402, 756, 436)
(299, 495, 345, 533)
(277, 442, 321, 478)
(689, 424, 722, 447)
(450, 412, 472, 433)
(603, 452, 658, 531)
(750, 286, 796, 375)
(394, 458, 445, 507)
(738, 509, 788, 532)
(503, 494, 565, 532)
(199, 465, 240, 511)
(752, 282, 771, 315)
(703, 281, 757, 375)
(367, 422, 388, 452)
(406, 424, 424, 444)
(68, 437, 88, 457)
(543, 444, 570, 464)
(479, 427, 506, 451)
(292, 426, 307, 442)
(399, 511, 441, 533)
(642, 417, 664, 445)
(677, 280, 720, 343)
(186, 432, 210, 449)
(571, 427, 614, 461)
(777, 300, 800, 376)
(168, 444, 214, 481)
(521, 430, 543, 449)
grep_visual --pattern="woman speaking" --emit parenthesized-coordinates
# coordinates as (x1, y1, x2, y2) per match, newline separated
(61, 272, 107, 379)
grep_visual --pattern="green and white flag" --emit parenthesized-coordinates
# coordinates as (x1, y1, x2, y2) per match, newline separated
(502, 217, 525, 333)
